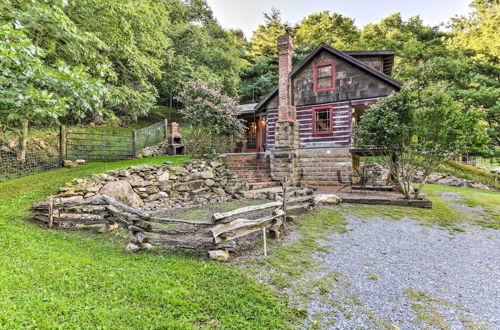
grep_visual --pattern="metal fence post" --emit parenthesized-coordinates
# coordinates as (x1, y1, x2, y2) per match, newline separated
(59, 125, 66, 165)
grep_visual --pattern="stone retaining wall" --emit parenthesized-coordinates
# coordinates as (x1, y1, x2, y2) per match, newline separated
(53, 160, 249, 211)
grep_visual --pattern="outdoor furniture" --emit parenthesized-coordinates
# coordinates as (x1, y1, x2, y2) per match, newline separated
(337, 170, 368, 193)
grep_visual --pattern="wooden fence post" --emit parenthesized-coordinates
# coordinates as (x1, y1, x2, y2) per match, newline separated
(59, 125, 66, 165)
(132, 130, 137, 157)
(164, 119, 169, 140)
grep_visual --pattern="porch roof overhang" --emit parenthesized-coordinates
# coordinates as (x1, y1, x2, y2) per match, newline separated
(236, 103, 258, 116)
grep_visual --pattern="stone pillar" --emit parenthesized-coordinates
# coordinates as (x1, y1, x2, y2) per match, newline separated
(271, 33, 300, 184)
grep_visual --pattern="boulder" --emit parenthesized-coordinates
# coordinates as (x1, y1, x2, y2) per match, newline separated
(200, 170, 214, 179)
(125, 243, 141, 252)
(173, 180, 204, 192)
(314, 194, 342, 205)
(158, 172, 169, 182)
(63, 160, 78, 168)
(99, 180, 144, 208)
(208, 249, 229, 261)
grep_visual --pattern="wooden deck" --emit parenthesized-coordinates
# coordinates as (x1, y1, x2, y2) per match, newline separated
(313, 186, 432, 208)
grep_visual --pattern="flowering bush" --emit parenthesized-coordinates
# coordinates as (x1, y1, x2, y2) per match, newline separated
(176, 79, 245, 158)
(355, 87, 487, 198)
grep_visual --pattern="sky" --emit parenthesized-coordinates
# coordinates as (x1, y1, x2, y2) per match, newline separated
(206, 0, 472, 39)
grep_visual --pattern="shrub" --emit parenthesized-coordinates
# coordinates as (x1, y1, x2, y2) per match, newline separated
(176, 79, 245, 158)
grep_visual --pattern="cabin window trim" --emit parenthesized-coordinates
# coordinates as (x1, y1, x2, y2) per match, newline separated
(312, 106, 333, 135)
(313, 61, 336, 92)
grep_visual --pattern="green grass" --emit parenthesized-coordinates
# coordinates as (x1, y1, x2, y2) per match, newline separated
(342, 184, 499, 231)
(403, 288, 459, 329)
(0, 156, 295, 328)
(251, 208, 348, 290)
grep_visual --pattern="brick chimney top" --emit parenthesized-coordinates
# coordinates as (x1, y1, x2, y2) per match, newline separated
(277, 33, 293, 54)
(171, 122, 181, 139)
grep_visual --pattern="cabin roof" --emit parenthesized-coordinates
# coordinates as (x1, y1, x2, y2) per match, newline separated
(254, 43, 402, 112)
(237, 103, 258, 115)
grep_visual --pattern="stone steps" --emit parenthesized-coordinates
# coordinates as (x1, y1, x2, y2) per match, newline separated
(224, 155, 279, 190)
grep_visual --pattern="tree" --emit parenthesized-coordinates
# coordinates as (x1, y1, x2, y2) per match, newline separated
(421, 56, 499, 150)
(175, 79, 244, 158)
(158, 0, 245, 105)
(295, 11, 359, 50)
(3, 0, 172, 120)
(357, 13, 449, 82)
(355, 87, 487, 199)
(449, 0, 500, 61)
(0, 26, 105, 161)
(248, 8, 288, 59)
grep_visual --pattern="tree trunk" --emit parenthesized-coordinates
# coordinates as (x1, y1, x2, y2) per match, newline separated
(17, 119, 29, 163)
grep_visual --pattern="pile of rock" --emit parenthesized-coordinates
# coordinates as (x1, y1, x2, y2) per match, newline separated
(137, 141, 169, 158)
(412, 170, 490, 190)
(361, 162, 391, 186)
(53, 159, 249, 211)
(360, 162, 491, 190)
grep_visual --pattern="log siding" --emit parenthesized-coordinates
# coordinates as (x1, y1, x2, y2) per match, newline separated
(265, 97, 380, 149)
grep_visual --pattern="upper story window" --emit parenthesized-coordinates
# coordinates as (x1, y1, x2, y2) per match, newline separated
(313, 106, 333, 135)
(314, 61, 335, 92)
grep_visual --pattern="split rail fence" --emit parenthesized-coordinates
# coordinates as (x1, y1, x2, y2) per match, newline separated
(31, 181, 316, 256)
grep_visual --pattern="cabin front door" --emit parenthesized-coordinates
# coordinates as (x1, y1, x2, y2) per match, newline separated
(244, 116, 266, 152)
(245, 120, 258, 152)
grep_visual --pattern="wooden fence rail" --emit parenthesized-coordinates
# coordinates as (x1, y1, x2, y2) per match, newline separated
(31, 181, 316, 258)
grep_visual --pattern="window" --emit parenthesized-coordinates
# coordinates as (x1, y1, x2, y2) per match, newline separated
(313, 106, 332, 135)
(314, 61, 335, 92)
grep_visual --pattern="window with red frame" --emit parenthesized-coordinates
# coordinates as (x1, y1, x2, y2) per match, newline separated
(314, 62, 335, 92)
(313, 107, 332, 135)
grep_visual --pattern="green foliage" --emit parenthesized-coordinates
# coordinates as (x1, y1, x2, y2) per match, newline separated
(435, 160, 499, 189)
(248, 8, 288, 59)
(176, 79, 244, 158)
(158, 0, 245, 102)
(421, 56, 499, 148)
(449, 0, 500, 61)
(0, 26, 105, 135)
(295, 11, 359, 50)
(0, 155, 296, 328)
(355, 87, 487, 198)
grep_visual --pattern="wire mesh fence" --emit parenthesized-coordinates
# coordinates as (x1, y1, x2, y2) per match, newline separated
(65, 131, 134, 162)
(135, 120, 168, 151)
(0, 135, 61, 182)
(0, 120, 170, 182)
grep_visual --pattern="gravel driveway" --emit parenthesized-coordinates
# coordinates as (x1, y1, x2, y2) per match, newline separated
(290, 206, 500, 329)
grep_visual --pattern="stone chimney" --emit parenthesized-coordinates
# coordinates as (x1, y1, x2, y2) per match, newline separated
(270, 33, 300, 185)
(277, 33, 296, 121)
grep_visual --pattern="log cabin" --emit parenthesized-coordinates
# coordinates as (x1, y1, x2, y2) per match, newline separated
(226, 34, 402, 189)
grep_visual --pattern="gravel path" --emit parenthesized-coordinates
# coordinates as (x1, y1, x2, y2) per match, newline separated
(291, 206, 500, 329)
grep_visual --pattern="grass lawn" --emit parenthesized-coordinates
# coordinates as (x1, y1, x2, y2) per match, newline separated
(0, 156, 296, 328)
(341, 184, 499, 231)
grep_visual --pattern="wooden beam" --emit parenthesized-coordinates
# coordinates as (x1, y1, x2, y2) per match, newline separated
(212, 201, 282, 221)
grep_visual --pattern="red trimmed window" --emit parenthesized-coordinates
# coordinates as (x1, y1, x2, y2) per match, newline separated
(314, 61, 335, 92)
(312, 106, 333, 135)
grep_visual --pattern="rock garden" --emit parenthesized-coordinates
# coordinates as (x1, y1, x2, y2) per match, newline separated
(30, 159, 323, 260)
